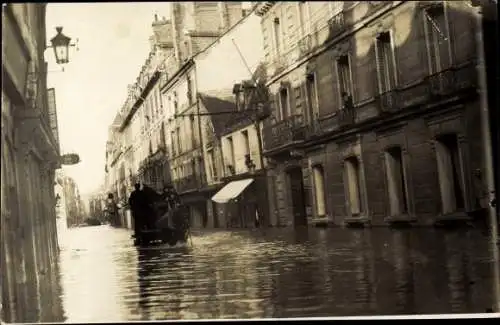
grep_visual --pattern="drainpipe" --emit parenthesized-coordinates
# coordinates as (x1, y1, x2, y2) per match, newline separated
(473, 3, 499, 312)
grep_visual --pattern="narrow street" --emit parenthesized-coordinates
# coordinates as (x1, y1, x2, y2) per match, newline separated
(51, 226, 495, 321)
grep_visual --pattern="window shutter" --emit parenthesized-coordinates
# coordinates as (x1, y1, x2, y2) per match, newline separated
(436, 12, 450, 70)
(287, 83, 294, 118)
(272, 92, 280, 121)
(374, 38, 384, 94)
(387, 33, 397, 89)
(294, 85, 303, 118)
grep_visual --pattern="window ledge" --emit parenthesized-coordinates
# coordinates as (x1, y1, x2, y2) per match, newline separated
(433, 211, 472, 228)
(385, 214, 417, 227)
(343, 215, 371, 228)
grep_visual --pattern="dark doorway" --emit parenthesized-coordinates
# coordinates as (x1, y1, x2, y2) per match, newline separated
(287, 167, 307, 227)
(212, 201, 220, 228)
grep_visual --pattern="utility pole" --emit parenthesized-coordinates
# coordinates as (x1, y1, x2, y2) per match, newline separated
(471, 0, 499, 312)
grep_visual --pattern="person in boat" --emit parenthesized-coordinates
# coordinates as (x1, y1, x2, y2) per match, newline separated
(141, 184, 164, 229)
(128, 183, 150, 236)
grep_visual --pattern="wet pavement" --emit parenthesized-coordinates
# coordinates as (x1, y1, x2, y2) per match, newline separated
(52, 225, 496, 321)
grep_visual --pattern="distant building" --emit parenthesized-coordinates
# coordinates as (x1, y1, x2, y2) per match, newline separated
(106, 2, 250, 228)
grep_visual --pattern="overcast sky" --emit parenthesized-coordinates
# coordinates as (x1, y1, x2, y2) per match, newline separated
(46, 2, 172, 195)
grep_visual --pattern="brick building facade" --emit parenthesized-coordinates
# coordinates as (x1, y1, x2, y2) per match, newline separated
(257, 1, 489, 227)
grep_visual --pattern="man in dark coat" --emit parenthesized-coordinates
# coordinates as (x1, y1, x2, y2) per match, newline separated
(128, 183, 148, 237)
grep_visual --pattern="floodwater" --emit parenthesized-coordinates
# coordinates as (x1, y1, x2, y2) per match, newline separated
(51, 225, 496, 321)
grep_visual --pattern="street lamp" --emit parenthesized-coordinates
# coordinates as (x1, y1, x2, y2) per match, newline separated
(50, 26, 73, 65)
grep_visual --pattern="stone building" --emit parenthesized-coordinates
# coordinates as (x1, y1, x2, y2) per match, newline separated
(161, 3, 265, 229)
(2, 3, 62, 322)
(105, 2, 248, 228)
(256, 1, 491, 227)
(213, 76, 271, 228)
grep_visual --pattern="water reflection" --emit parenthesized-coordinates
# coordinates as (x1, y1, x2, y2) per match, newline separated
(51, 226, 495, 321)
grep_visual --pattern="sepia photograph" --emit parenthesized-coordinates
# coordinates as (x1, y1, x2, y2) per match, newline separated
(1, 1, 499, 323)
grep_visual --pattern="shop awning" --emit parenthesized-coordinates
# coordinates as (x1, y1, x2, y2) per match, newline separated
(211, 178, 254, 204)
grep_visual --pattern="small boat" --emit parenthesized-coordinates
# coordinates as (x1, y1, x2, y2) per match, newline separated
(132, 185, 191, 247)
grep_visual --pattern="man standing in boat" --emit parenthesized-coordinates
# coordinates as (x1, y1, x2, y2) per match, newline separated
(128, 183, 148, 237)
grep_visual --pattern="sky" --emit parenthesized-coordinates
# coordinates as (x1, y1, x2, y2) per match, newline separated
(46, 2, 172, 196)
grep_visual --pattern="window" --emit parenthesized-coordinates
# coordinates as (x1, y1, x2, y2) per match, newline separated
(187, 76, 193, 105)
(242, 130, 250, 156)
(312, 165, 326, 217)
(306, 72, 319, 124)
(173, 91, 178, 112)
(435, 134, 465, 214)
(160, 122, 166, 149)
(237, 91, 246, 111)
(170, 131, 176, 156)
(375, 31, 397, 94)
(154, 89, 160, 116)
(336, 55, 353, 108)
(157, 88, 162, 114)
(384, 147, 409, 216)
(227, 136, 235, 167)
(207, 148, 217, 180)
(176, 126, 182, 153)
(190, 116, 196, 149)
(344, 157, 363, 216)
(184, 40, 190, 59)
(424, 3, 451, 74)
(273, 17, 281, 56)
(167, 96, 172, 115)
(279, 87, 290, 120)
(298, 2, 308, 37)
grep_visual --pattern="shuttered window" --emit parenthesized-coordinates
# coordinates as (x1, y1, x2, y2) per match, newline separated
(306, 72, 319, 123)
(424, 4, 451, 74)
(336, 55, 353, 108)
(375, 31, 397, 94)
(279, 87, 290, 120)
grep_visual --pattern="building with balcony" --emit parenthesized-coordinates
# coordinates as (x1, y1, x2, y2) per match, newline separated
(212, 76, 272, 228)
(2, 3, 62, 322)
(256, 1, 493, 228)
(104, 3, 248, 228)
(105, 14, 174, 228)
(160, 2, 260, 228)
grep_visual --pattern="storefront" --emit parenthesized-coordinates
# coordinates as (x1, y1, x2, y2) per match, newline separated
(211, 170, 270, 228)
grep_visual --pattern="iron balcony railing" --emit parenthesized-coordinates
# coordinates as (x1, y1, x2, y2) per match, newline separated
(262, 114, 306, 152)
(174, 175, 199, 193)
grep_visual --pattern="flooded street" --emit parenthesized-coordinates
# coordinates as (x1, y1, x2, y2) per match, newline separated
(53, 226, 496, 321)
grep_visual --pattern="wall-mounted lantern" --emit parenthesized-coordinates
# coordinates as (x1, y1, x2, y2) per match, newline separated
(50, 26, 77, 65)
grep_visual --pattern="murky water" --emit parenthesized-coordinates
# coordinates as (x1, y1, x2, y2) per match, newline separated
(53, 225, 496, 321)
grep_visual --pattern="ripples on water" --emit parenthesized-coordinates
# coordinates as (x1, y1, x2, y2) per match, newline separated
(55, 225, 496, 322)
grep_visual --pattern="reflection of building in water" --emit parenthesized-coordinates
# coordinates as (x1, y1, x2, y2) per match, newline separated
(352, 231, 376, 312)
(391, 231, 416, 314)
(443, 232, 476, 313)
(212, 242, 262, 319)
(135, 249, 192, 320)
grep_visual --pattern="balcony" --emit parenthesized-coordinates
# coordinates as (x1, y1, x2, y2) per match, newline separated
(376, 89, 400, 114)
(298, 34, 313, 57)
(328, 11, 347, 38)
(271, 57, 288, 75)
(427, 64, 477, 98)
(174, 175, 199, 193)
(338, 108, 356, 128)
(262, 115, 306, 153)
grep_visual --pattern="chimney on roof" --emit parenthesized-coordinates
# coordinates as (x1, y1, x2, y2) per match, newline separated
(151, 14, 174, 48)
